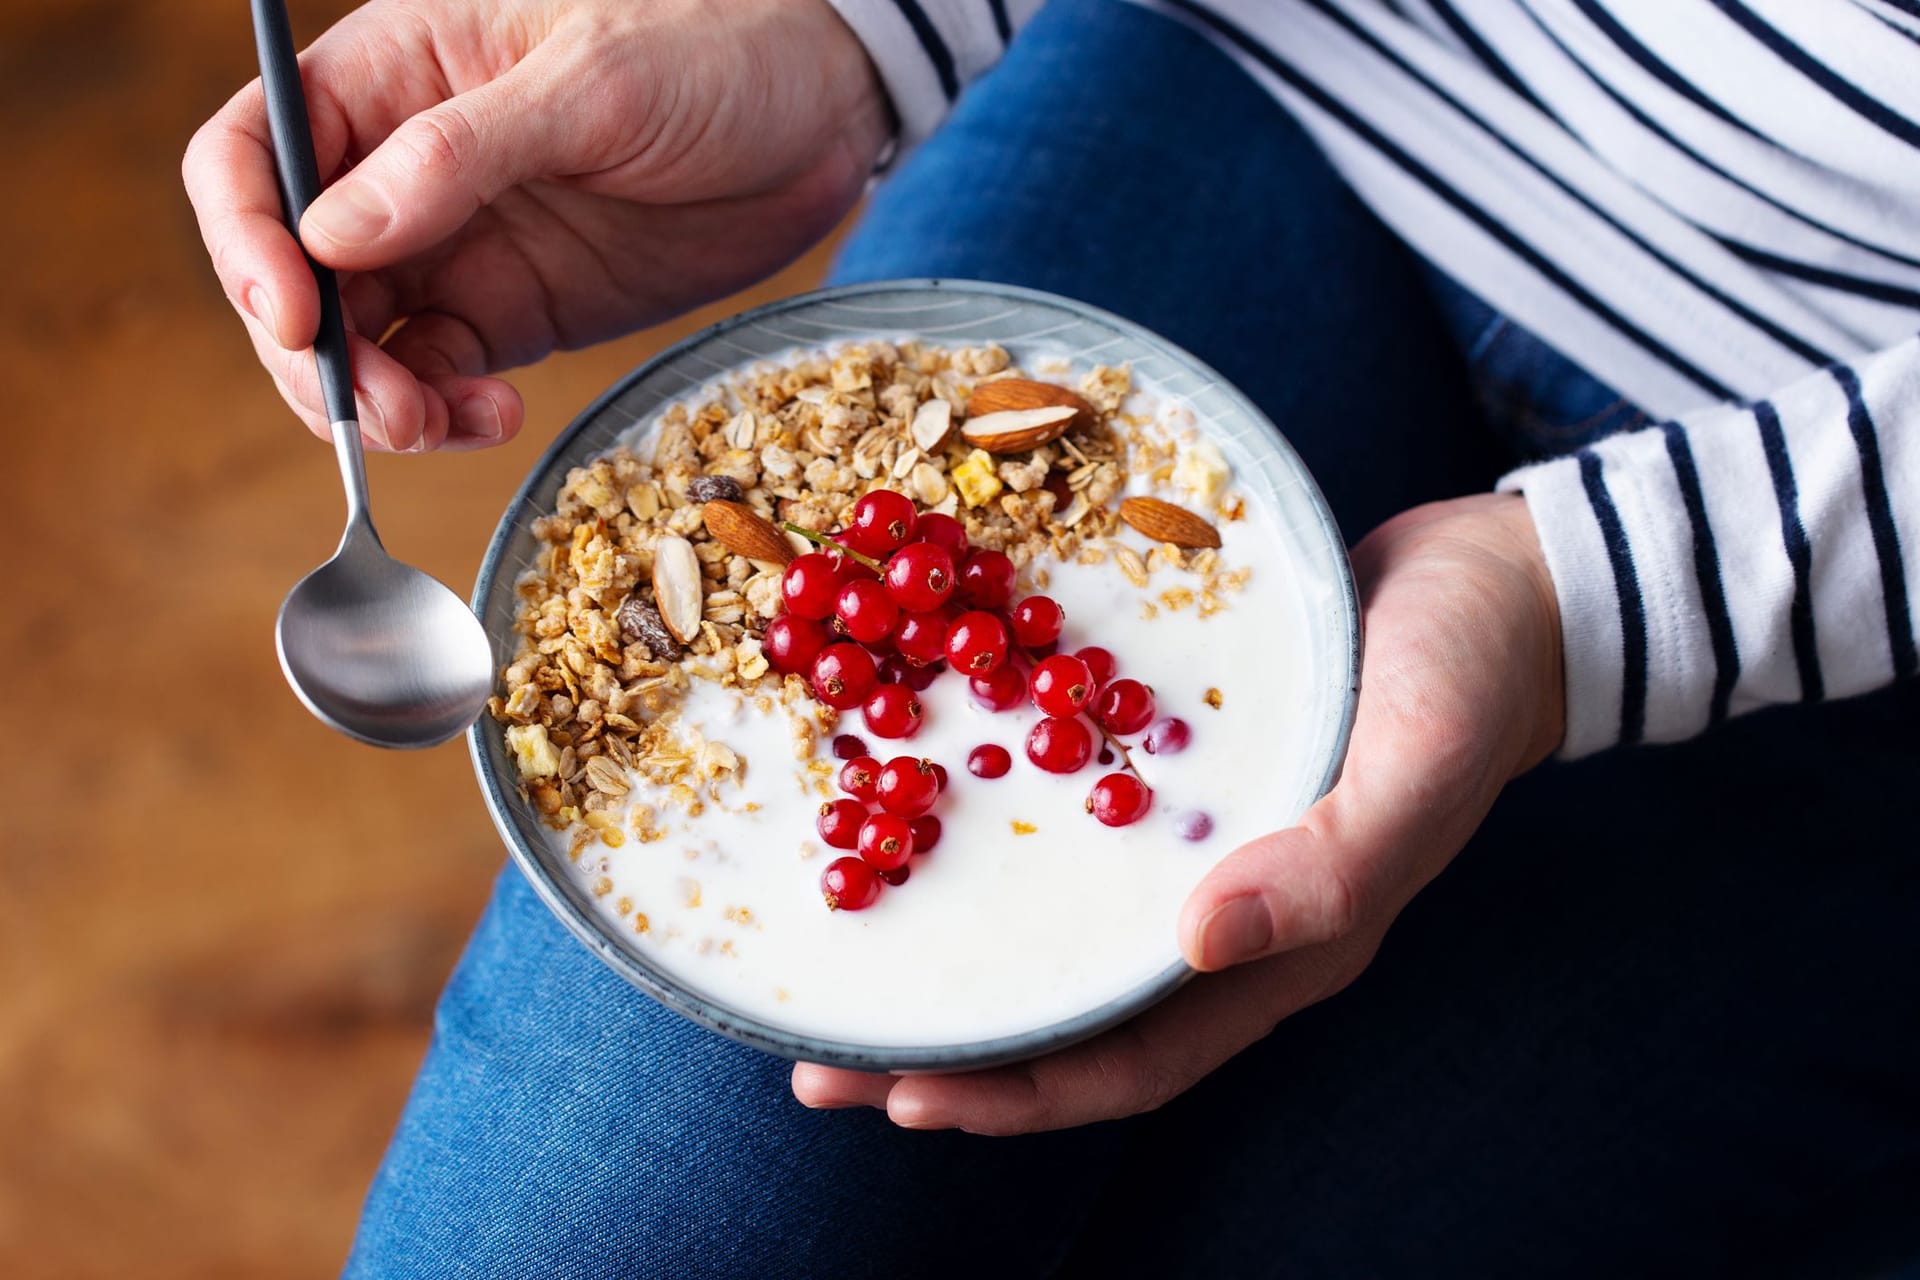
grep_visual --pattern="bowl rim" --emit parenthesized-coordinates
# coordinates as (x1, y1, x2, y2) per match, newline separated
(467, 278, 1361, 1071)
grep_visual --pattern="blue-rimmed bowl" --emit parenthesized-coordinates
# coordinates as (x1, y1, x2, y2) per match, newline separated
(469, 280, 1359, 1071)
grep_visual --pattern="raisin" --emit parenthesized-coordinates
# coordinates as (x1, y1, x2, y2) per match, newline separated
(686, 475, 745, 504)
(615, 596, 684, 660)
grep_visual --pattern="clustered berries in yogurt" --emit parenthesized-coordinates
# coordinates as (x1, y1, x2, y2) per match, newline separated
(747, 481, 1208, 910)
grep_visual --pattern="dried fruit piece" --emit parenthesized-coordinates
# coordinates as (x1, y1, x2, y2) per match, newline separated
(951, 449, 1004, 508)
(686, 475, 746, 504)
(1172, 438, 1231, 508)
(1118, 496, 1222, 549)
(650, 535, 704, 644)
(965, 378, 1097, 429)
(910, 398, 953, 451)
(615, 596, 684, 660)
(960, 405, 1078, 454)
(702, 500, 795, 566)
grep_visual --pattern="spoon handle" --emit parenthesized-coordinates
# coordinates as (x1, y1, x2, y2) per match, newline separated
(249, 0, 371, 518)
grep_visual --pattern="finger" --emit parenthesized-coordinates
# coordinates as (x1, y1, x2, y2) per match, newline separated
(884, 945, 1359, 1135)
(791, 1064, 896, 1110)
(242, 312, 447, 452)
(300, 50, 588, 270)
(183, 79, 340, 351)
(423, 375, 523, 451)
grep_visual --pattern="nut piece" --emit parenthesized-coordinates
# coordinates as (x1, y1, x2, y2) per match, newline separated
(910, 398, 953, 451)
(650, 536, 705, 644)
(701, 499, 796, 566)
(1118, 496, 1222, 549)
(966, 378, 1097, 429)
(686, 475, 745, 505)
(960, 405, 1078, 454)
(615, 597, 684, 660)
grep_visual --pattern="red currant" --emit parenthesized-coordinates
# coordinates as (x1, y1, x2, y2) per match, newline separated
(831, 733, 869, 760)
(944, 609, 1010, 674)
(909, 815, 942, 854)
(839, 755, 882, 803)
(835, 522, 895, 561)
(931, 762, 949, 793)
(967, 743, 1012, 779)
(883, 541, 956, 612)
(969, 664, 1025, 711)
(1009, 595, 1064, 647)
(958, 549, 1017, 608)
(857, 813, 915, 871)
(878, 864, 911, 886)
(915, 511, 970, 562)
(1029, 654, 1096, 718)
(1143, 716, 1192, 755)
(863, 684, 924, 739)
(764, 614, 830, 675)
(892, 609, 950, 667)
(876, 756, 941, 817)
(850, 489, 918, 552)
(833, 578, 899, 644)
(821, 856, 881, 911)
(782, 553, 845, 619)
(810, 642, 878, 711)
(816, 798, 866, 849)
(1086, 773, 1153, 827)
(1075, 645, 1117, 688)
(1026, 716, 1092, 774)
(1095, 678, 1156, 735)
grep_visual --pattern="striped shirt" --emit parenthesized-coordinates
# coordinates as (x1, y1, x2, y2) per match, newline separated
(828, 0, 1920, 756)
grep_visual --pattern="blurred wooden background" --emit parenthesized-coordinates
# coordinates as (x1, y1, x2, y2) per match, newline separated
(0, 1, 835, 1273)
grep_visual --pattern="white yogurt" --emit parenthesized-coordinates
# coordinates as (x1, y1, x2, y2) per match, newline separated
(547, 458, 1334, 1048)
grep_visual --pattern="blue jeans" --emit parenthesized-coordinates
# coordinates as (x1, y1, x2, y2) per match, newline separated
(347, 2, 1920, 1275)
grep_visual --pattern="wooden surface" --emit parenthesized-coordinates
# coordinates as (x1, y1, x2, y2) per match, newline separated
(0, 2, 837, 1272)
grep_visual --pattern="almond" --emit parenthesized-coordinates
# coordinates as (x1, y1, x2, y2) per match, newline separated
(960, 405, 1079, 454)
(651, 535, 704, 644)
(910, 399, 953, 451)
(701, 499, 795, 567)
(1118, 496, 1222, 550)
(966, 378, 1097, 428)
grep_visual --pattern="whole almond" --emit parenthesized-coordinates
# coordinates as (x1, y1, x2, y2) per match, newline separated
(701, 499, 795, 567)
(966, 378, 1097, 429)
(910, 399, 953, 451)
(651, 535, 704, 644)
(1118, 496, 1222, 549)
(960, 405, 1079, 454)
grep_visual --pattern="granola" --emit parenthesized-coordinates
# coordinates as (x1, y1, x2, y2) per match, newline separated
(488, 341, 1239, 834)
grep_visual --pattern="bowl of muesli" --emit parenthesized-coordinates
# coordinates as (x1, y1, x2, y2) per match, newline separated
(471, 281, 1359, 1071)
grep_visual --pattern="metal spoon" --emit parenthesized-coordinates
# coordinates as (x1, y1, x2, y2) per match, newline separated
(252, 0, 492, 749)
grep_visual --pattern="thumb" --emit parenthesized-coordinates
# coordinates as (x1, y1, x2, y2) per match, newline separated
(300, 53, 577, 268)
(1176, 731, 1488, 972)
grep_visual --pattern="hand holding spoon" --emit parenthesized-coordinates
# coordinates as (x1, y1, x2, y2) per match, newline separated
(251, 0, 493, 748)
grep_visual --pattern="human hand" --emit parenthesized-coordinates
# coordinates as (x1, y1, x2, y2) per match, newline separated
(183, 0, 890, 452)
(792, 492, 1566, 1133)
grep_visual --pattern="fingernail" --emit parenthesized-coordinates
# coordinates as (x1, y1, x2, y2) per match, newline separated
(1196, 895, 1273, 970)
(244, 285, 280, 344)
(359, 395, 394, 450)
(306, 180, 391, 248)
(456, 394, 505, 441)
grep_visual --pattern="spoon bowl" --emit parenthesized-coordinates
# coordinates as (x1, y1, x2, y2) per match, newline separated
(276, 522, 493, 749)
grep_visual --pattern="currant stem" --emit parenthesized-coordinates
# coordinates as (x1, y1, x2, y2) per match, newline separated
(780, 521, 885, 572)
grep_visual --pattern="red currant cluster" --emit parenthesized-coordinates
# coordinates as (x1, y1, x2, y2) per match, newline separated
(816, 742, 945, 913)
(763, 490, 1196, 911)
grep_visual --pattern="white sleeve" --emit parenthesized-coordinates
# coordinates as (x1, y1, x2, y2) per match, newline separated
(1499, 335, 1920, 758)
(825, 0, 1045, 148)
